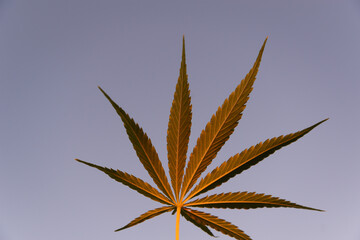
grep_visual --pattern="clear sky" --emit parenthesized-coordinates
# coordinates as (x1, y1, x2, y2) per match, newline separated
(1, 1, 359, 240)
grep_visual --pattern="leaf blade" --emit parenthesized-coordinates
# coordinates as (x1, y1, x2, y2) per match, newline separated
(98, 87, 175, 202)
(181, 38, 268, 199)
(180, 208, 215, 237)
(75, 159, 172, 205)
(182, 208, 252, 240)
(185, 191, 322, 211)
(167, 37, 192, 200)
(115, 206, 173, 231)
(186, 119, 328, 200)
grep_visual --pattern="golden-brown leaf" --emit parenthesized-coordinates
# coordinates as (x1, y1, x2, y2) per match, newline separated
(115, 206, 173, 231)
(76, 37, 326, 240)
(98, 87, 175, 202)
(185, 191, 322, 211)
(182, 208, 252, 240)
(167, 36, 192, 201)
(75, 159, 172, 205)
(186, 119, 328, 200)
(180, 208, 215, 237)
(180, 38, 268, 200)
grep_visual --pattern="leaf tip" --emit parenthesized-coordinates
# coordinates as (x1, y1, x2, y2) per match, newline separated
(98, 86, 104, 93)
(301, 205, 325, 212)
(262, 37, 268, 47)
(315, 118, 329, 127)
(313, 207, 325, 212)
(115, 225, 128, 232)
(182, 36, 186, 62)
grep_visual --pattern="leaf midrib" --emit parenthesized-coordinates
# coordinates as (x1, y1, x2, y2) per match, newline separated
(175, 77, 185, 201)
(186, 200, 293, 208)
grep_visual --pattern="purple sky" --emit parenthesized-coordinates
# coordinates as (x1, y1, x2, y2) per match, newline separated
(1, 1, 359, 240)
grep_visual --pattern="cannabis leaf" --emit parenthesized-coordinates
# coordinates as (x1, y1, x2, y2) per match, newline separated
(76, 36, 327, 240)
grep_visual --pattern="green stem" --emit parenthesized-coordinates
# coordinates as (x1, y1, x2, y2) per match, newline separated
(176, 206, 181, 240)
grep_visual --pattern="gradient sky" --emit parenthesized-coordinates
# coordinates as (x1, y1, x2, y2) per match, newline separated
(1, 1, 359, 240)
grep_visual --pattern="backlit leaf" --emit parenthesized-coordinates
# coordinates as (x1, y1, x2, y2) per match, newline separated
(182, 208, 251, 240)
(181, 38, 268, 200)
(76, 37, 326, 240)
(185, 191, 322, 211)
(75, 159, 172, 205)
(167, 36, 192, 200)
(115, 206, 173, 231)
(181, 208, 215, 237)
(98, 87, 175, 202)
(186, 119, 328, 200)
